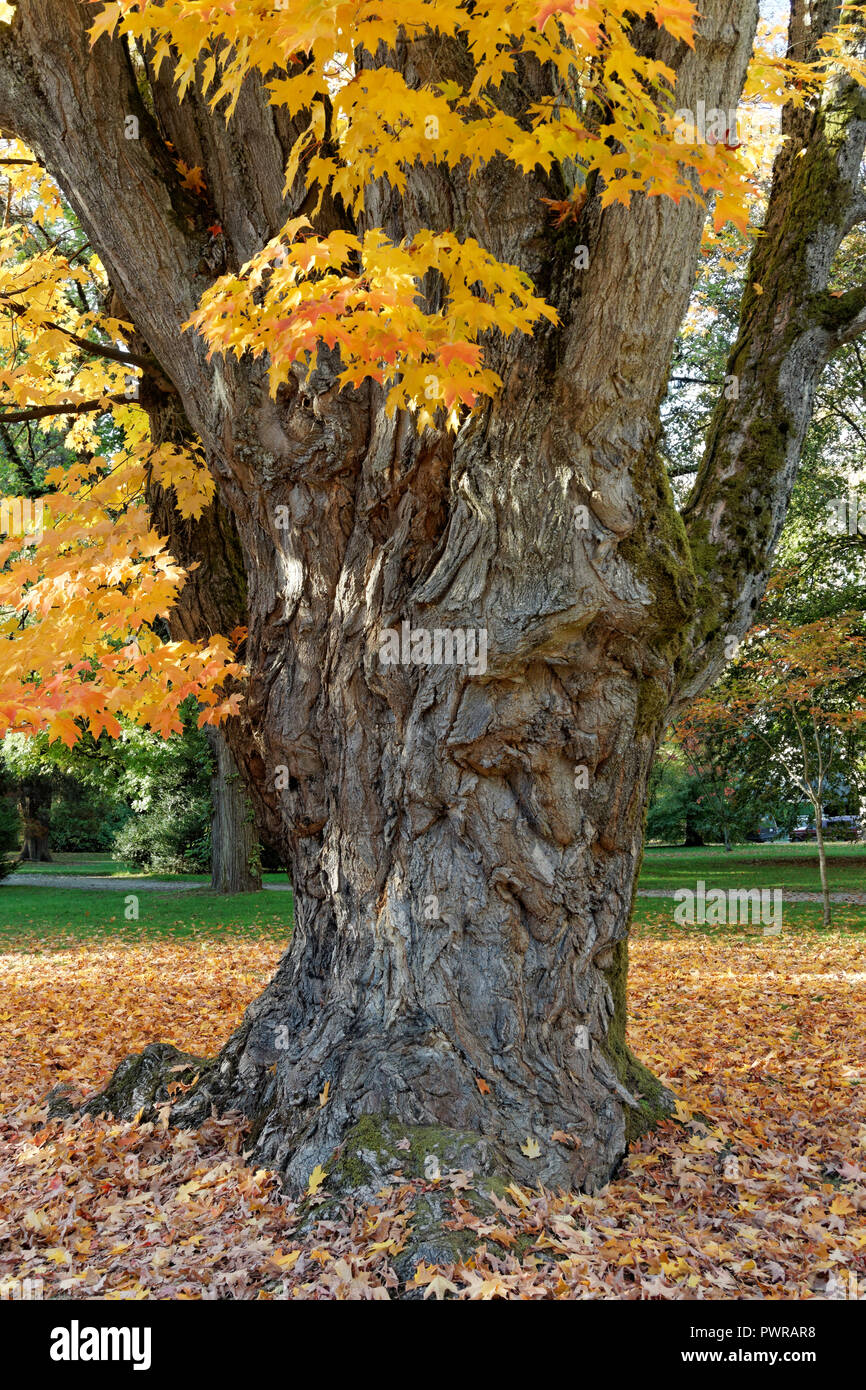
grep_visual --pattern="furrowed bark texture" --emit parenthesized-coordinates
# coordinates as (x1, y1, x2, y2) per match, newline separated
(4, 0, 864, 1190)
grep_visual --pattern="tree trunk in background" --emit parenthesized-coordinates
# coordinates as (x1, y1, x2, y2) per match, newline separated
(684, 815, 706, 848)
(814, 802, 832, 928)
(206, 726, 261, 894)
(18, 779, 52, 862)
(4, 0, 866, 1196)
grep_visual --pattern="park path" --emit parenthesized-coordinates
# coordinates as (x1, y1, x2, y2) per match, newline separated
(3, 875, 863, 903)
(2, 873, 292, 893)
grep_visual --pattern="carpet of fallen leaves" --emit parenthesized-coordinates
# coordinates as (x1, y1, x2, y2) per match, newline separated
(1, 923, 864, 1299)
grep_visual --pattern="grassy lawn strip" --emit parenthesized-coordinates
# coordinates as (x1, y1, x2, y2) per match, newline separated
(640, 843, 866, 893)
(0, 886, 293, 948)
(7, 859, 289, 884)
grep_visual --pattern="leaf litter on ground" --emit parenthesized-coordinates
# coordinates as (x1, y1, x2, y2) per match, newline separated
(0, 922, 864, 1299)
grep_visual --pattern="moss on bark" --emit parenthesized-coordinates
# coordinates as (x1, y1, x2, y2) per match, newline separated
(75, 1043, 212, 1120)
(601, 939, 676, 1143)
(325, 1113, 510, 1195)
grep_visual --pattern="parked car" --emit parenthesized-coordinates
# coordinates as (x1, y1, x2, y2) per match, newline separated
(744, 821, 784, 843)
(790, 820, 815, 842)
(791, 815, 861, 842)
(824, 815, 862, 841)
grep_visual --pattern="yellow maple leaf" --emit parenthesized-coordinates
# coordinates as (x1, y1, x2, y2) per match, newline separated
(269, 1249, 301, 1269)
(306, 1164, 328, 1196)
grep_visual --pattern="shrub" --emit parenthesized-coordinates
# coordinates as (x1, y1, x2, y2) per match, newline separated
(49, 789, 130, 852)
(112, 791, 211, 874)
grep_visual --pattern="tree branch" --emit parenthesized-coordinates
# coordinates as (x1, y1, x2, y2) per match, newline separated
(816, 283, 866, 348)
(0, 0, 209, 429)
(0, 396, 127, 423)
(0, 296, 159, 374)
(840, 187, 866, 238)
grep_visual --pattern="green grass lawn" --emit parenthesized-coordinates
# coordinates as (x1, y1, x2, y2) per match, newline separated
(1, 879, 860, 953)
(16, 845, 857, 894)
(639, 842, 866, 893)
(0, 885, 293, 948)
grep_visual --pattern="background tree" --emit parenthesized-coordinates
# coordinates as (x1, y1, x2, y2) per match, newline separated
(0, 708, 265, 880)
(203, 725, 262, 893)
(646, 741, 752, 848)
(0, 148, 259, 883)
(679, 614, 866, 925)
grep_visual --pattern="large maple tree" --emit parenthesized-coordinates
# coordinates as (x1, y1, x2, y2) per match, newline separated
(1, 0, 866, 1194)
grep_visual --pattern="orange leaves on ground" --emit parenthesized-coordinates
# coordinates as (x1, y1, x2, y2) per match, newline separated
(0, 924, 863, 1298)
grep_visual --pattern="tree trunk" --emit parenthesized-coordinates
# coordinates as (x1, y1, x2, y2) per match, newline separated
(683, 815, 705, 848)
(174, 636, 672, 1192)
(205, 726, 262, 894)
(814, 803, 832, 928)
(18, 778, 52, 862)
(4, 0, 866, 1197)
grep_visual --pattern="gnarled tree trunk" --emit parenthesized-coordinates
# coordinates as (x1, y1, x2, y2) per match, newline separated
(4, 0, 866, 1194)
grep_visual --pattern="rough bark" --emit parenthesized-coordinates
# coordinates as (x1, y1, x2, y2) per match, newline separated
(3, 0, 864, 1194)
